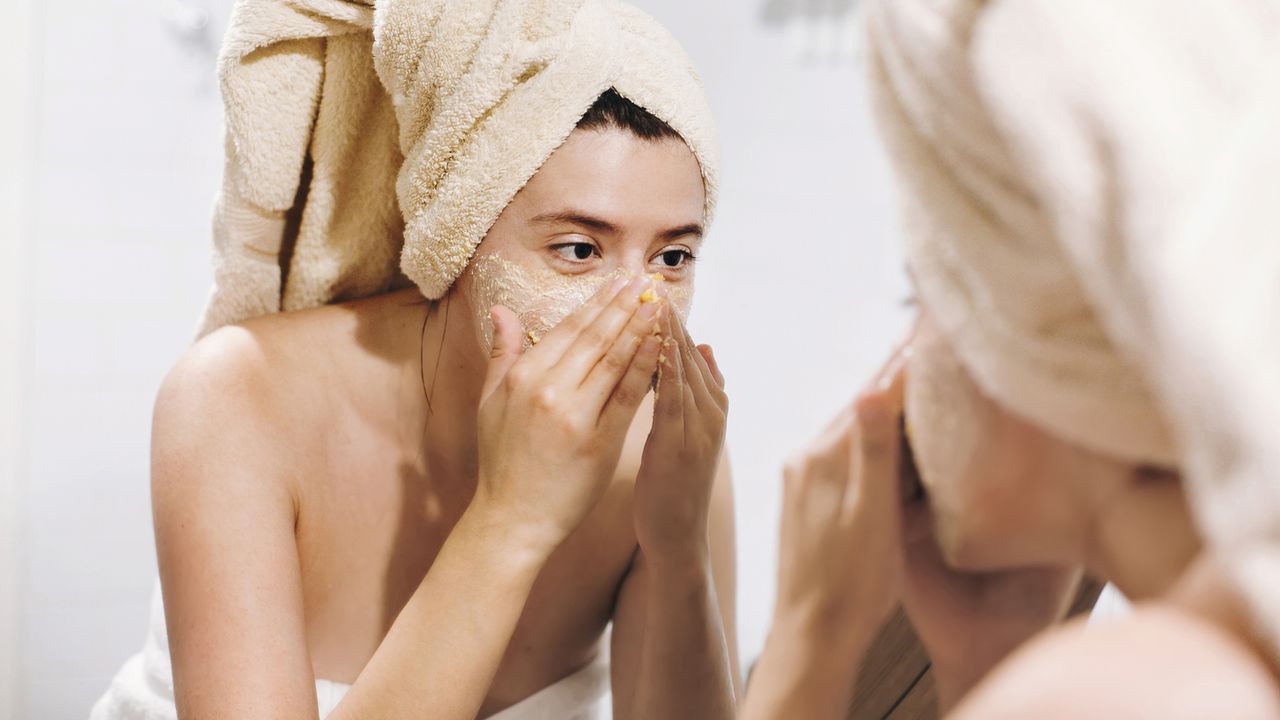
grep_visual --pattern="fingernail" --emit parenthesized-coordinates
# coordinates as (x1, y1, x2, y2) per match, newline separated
(641, 334, 662, 354)
(610, 277, 630, 295)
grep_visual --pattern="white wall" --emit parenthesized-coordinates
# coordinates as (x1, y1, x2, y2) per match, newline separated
(3, 0, 39, 716)
(10, 1, 904, 716)
(13, 1, 227, 716)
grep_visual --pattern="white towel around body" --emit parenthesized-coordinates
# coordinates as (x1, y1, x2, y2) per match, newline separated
(89, 584, 610, 720)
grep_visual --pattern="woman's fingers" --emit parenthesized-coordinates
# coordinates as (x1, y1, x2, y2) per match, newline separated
(875, 339, 911, 398)
(698, 344, 724, 388)
(555, 276, 659, 383)
(672, 313, 711, 407)
(847, 347, 908, 525)
(850, 389, 902, 518)
(481, 305, 526, 401)
(531, 275, 634, 362)
(597, 331, 664, 435)
(653, 307, 687, 423)
(579, 293, 666, 413)
(783, 406, 856, 509)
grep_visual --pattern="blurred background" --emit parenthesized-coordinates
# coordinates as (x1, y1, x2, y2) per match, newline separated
(0, 0, 906, 716)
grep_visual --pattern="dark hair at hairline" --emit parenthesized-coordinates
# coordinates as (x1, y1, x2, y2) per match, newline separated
(576, 88, 682, 141)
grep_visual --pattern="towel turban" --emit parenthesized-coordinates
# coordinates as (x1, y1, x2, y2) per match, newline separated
(198, 0, 718, 336)
(866, 0, 1280, 661)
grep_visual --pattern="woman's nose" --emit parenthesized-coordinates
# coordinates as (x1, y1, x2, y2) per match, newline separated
(608, 253, 650, 278)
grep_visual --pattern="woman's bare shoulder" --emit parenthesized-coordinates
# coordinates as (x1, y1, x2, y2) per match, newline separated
(158, 322, 311, 428)
(153, 293, 418, 476)
(150, 304, 368, 482)
(954, 605, 1280, 719)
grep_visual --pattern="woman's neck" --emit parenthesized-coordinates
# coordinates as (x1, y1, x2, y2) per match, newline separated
(411, 290, 488, 481)
(355, 288, 488, 487)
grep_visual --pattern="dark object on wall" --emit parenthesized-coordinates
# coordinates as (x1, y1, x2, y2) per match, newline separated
(760, 0, 859, 25)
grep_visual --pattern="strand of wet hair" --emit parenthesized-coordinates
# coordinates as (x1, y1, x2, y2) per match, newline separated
(419, 293, 451, 420)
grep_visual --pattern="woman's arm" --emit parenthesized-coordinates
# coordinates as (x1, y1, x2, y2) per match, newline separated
(154, 359, 549, 720)
(153, 333, 328, 720)
(610, 313, 738, 720)
(158, 276, 666, 720)
(740, 348, 908, 720)
(611, 453, 740, 720)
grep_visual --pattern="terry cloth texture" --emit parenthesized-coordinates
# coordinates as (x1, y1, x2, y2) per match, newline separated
(865, 0, 1280, 663)
(198, 0, 719, 337)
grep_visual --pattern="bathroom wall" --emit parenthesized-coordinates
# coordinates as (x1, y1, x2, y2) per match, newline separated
(2, 0, 38, 715)
(11, 1, 230, 716)
(7, 1, 903, 716)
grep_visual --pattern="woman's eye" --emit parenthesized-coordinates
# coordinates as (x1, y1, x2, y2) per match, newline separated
(552, 242, 599, 262)
(657, 248, 695, 268)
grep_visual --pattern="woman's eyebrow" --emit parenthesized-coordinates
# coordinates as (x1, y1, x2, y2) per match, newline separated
(658, 223, 703, 241)
(530, 210, 703, 241)
(530, 210, 619, 234)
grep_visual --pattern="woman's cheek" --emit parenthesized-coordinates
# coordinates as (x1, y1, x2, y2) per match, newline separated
(905, 320, 991, 546)
(466, 254, 695, 351)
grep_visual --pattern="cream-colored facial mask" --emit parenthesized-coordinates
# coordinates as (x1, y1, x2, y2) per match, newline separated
(464, 253, 692, 351)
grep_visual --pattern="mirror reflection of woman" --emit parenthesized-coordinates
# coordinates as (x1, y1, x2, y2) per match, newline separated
(745, 0, 1280, 717)
(92, 2, 739, 719)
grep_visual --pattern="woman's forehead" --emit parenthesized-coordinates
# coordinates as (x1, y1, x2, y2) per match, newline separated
(515, 128, 705, 228)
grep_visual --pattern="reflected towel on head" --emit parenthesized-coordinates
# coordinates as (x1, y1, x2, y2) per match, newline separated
(198, 0, 719, 336)
(865, 0, 1280, 661)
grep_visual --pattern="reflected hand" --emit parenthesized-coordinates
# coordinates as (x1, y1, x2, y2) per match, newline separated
(771, 346, 909, 652)
(740, 348, 910, 720)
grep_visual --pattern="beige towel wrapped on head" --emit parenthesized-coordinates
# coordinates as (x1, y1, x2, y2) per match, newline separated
(866, 0, 1280, 661)
(199, 0, 719, 337)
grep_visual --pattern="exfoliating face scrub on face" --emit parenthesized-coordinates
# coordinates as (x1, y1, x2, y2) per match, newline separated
(465, 253, 691, 351)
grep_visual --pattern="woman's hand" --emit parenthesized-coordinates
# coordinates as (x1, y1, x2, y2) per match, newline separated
(632, 308, 729, 565)
(470, 275, 667, 555)
(741, 347, 909, 720)
(772, 346, 909, 649)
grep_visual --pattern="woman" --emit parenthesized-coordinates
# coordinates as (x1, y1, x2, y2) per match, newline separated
(745, 0, 1280, 717)
(92, 2, 738, 718)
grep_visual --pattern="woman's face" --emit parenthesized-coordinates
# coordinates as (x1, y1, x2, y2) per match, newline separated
(453, 127, 706, 349)
(905, 313, 1087, 570)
